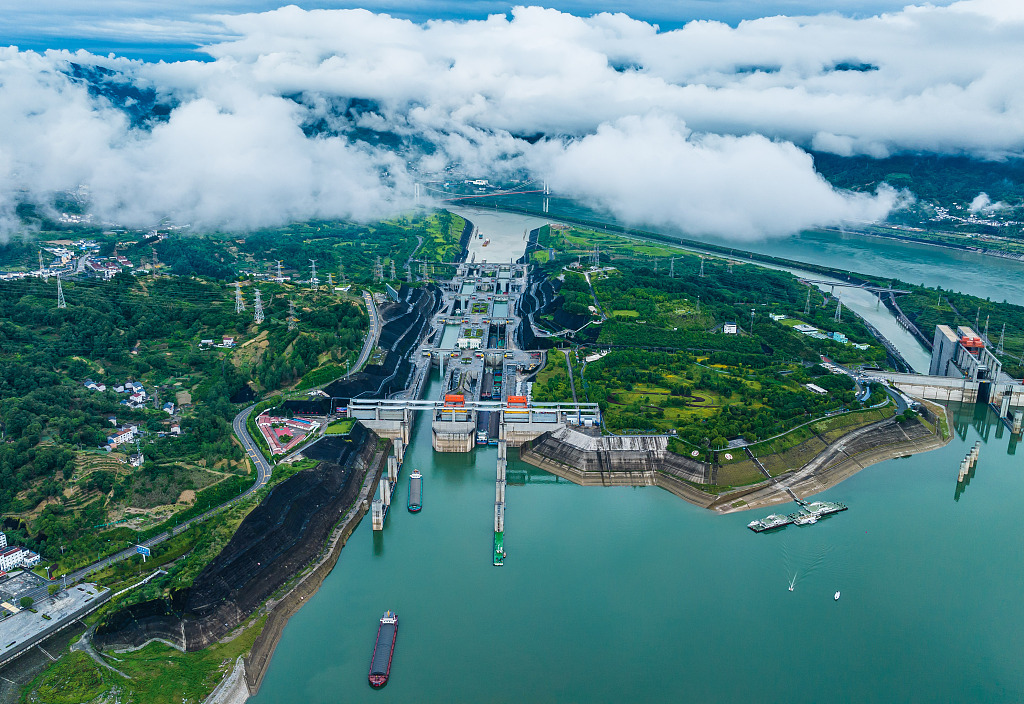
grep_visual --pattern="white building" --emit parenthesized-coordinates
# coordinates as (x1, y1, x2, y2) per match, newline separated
(723, 323, 738, 335)
(0, 547, 24, 572)
(0, 531, 6, 549)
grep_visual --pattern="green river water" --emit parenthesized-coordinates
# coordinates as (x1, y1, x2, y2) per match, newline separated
(250, 211, 1023, 702)
(251, 389, 1023, 703)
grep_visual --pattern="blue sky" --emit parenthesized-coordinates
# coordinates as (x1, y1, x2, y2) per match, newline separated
(3, 0, 956, 60)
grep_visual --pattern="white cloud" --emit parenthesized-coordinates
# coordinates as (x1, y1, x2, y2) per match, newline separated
(968, 192, 1009, 213)
(535, 114, 901, 239)
(0, 0, 1020, 239)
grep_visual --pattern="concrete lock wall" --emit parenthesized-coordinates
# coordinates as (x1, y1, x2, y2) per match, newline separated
(432, 421, 476, 452)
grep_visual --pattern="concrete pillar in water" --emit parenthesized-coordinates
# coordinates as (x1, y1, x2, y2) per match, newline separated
(381, 478, 391, 507)
(394, 438, 404, 463)
(1000, 392, 1012, 419)
(372, 500, 384, 530)
(388, 455, 398, 482)
(1013, 411, 1023, 434)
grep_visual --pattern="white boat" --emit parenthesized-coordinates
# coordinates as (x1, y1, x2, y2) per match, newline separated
(834, 591, 841, 601)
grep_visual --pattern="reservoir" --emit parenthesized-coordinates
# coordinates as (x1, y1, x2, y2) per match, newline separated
(252, 390, 1023, 702)
(251, 209, 1024, 703)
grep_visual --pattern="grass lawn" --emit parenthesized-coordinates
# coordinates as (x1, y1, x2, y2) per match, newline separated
(324, 419, 355, 435)
(714, 460, 766, 487)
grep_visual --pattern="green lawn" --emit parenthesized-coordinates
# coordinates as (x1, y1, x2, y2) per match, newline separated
(324, 419, 355, 435)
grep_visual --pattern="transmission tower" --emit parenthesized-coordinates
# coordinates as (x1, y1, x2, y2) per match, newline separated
(834, 294, 842, 323)
(288, 300, 297, 331)
(56, 273, 66, 309)
(309, 259, 318, 291)
(804, 287, 812, 316)
(997, 323, 1005, 355)
(39, 250, 48, 280)
(276, 260, 284, 282)
(254, 289, 264, 324)
(976, 307, 981, 329)
(327, 273, 334, 291)
(591, 245, 599, 268)
(669, 257, 674, 278)
(728, 261, 734, 274)
(339, 263, 347, 283)
(699, 257, 705, 277)
(235, 282, 246, 313)
(983, 315, 990, 345)
(374, 256, 384, 283)
(390, 259, 397, 280)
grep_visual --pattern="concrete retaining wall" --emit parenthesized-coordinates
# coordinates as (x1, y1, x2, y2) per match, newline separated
(518, 427, 714, 507)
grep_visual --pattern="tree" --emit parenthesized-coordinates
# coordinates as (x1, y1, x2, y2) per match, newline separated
(48, 584, 59, 596)
(19, 596, 33, 609)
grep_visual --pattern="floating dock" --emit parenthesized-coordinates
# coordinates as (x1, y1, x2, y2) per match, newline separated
(747, 514, 792, 532)
(748, 501, 847, 532)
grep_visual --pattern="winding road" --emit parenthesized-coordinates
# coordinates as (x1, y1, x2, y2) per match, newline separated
(18, 403, 273, 606)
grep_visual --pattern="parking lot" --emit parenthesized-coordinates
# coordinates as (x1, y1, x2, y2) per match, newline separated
(0, 572, 46, 609)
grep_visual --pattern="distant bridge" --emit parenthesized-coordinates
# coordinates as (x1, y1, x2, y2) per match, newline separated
(800, 279, 911, 295)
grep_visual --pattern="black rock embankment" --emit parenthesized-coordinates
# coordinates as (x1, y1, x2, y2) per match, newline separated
(514, 268, 557, 350)
(322, 283, 440, 404)
(516, 226, 541, 264)
(93, 424, 381, 652)
(457, 217, 475, 261)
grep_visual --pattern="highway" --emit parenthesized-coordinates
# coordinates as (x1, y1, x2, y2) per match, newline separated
(16, 403, 274, 606)
(350, 290, 380, 376)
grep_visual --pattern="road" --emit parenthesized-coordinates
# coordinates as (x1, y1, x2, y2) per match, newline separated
(350, 290, 380, 376)
(563, 350, 579, 404)
(16, 296, 382, 605)
(17, 404, 273, 606)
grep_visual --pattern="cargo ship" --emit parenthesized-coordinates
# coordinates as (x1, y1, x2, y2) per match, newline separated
(408, 470, 422, 512)
(482, 238, 490, 247)
(368, 611, 398, 688)
(493, 531, 505, 566)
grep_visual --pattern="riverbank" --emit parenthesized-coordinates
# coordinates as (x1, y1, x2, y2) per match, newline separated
(713, 406, 951, 512)
(518, 409, 950, 513)
(242, 443, 388, 696)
